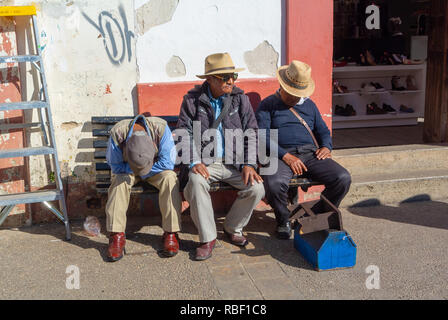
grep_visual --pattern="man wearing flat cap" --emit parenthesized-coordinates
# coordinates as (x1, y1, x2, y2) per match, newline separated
(256, 60, 351, 239)
(105, 114, 182, 261)
(177, 52, 265, 261)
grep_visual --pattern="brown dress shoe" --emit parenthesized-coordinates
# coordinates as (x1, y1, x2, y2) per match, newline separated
(195, 239, 216, 261)
(162, 232, 179, 257)
(223, 229, 248, 247)
(107, 232, 126, 262)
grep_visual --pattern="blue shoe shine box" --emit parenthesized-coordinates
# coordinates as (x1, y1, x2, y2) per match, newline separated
(294, 228, 357, 271)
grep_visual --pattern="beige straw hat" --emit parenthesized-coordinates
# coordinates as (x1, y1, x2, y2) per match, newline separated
(196, 53, 245, 79)
(276, 60, 315, 97)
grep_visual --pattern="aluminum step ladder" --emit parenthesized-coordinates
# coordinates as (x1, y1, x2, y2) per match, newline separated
(0, 6, 71, 240)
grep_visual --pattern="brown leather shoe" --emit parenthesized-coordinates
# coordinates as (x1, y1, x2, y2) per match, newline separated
(107, 232, 126, 262)
(162, 232, 179, 257)
(223, 229, 248, 247)
(195, 239, 216, 261)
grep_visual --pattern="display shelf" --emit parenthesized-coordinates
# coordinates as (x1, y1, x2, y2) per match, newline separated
(333, 112, 418, 122)
(332, 63, 427, 129)
(334, 89, 424, 97)
(333, 64, 426, 73)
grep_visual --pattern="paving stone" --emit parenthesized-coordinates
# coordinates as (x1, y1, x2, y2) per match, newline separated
(209, 264, 249, 285)
(206, 252, 240, 266)
(253, 277, 303, 300)
(244, 262, 285, 280)
(238, 252, 273, 264)
(216, 279, 263, 300)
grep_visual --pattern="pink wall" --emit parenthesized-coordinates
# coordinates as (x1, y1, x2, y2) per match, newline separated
(286, 0, 334, 130)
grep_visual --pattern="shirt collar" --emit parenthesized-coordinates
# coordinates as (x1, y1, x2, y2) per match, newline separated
(207, 85, 223, 103)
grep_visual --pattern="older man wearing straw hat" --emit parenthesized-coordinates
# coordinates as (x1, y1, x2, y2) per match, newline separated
(177, 52, 265, 261)
(256, 60, 352, 240)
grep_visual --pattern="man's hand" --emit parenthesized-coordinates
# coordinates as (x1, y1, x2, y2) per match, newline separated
(315, 147, 332, 160)
(242, 166, 263, 186)
(192, 163, 210, 180)
(282, 153, 308, 175)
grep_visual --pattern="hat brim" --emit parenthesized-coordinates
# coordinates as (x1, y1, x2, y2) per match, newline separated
(196, 67, 245, 79)
(129, 161, 153, 177)
(276, 66, 315, 98)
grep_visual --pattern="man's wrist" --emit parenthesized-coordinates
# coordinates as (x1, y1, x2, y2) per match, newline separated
(240, 164, 256, 171)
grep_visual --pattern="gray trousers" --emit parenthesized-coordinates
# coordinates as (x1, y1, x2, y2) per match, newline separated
(184, 162, 265, 243)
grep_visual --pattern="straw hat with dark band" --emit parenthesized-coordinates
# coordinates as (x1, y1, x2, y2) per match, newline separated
(276, 60, 315, 97)
(196, 52, 245, 79)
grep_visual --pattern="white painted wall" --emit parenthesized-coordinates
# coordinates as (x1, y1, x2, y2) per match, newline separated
(0, 0, 283, 187)
(10, 0, 138, 183)
(135, 0, 283, 83)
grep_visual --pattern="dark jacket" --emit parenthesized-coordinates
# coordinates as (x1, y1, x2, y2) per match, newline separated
(177, 81, 258, 171)
(256, 94, 332, 159)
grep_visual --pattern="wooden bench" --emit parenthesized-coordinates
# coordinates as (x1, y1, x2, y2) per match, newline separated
(91, 115, 320, 205)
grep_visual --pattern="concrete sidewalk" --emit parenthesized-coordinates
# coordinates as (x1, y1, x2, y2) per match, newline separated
(0, 199, 447, 300)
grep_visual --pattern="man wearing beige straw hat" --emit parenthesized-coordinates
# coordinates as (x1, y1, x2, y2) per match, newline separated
(256, 60, 351, 239)
(177, 52, 265, 261)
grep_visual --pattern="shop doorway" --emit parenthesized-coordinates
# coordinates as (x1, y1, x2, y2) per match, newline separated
(331, 0, 431, 149)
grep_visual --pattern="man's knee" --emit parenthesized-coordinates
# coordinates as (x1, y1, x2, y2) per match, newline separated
(247, 182, 265, 199)
(337, 169, 352, 187)
(185, 172, 208, 192)
(111, 173, 134, 186)
(157, 170, 178, 184)
(263, 174, 289, 194)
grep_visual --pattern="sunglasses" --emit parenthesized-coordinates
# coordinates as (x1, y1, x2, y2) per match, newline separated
(213, 73, 238, 82)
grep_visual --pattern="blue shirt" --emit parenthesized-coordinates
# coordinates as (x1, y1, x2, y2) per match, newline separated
(106, 116, 176, 178)
(256, 94, 332, 158)
(207, 86, 225, 159)
(189, 87, 225, 169)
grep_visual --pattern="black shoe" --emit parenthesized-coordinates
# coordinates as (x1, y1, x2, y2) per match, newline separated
(334, 105, 346, 116)
(382, 103, 396, 113)
(276, 222, 292, 240)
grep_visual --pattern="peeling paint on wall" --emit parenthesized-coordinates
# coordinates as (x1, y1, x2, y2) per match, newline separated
(244, 41, 279, 77)
(136, 0, 179, 35)
(165, 55, 186, 78)
(61, 121, 81, 130)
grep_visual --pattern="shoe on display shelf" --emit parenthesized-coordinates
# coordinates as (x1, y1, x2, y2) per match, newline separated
(382, 103, 397, 114)
(366, 102, 387, 115)
(399, 105, 415, 113)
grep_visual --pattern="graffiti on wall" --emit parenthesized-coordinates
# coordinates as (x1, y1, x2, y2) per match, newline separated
(82, 4, 134, 66)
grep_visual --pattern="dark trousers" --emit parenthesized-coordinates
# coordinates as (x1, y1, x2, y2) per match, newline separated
(263, 148, 351, 226)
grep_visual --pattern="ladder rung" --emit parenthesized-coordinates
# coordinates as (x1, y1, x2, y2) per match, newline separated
(0, 55, 40, 63)
(0, 190, 62, 206)
(0, 147, 55, 159)
(0, 101, 48, 111)
(0, 122, 42, 130)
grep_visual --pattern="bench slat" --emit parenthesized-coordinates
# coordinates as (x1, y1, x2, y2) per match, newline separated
(92, 127, 113, 136)
(93, 140, 108, 148)
(96, 162, 110, 171)
(94, 150, 106, 159)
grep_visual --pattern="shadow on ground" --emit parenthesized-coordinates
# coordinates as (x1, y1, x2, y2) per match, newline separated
(347, 194, 448, 231)
(10, 207, 315, 270)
